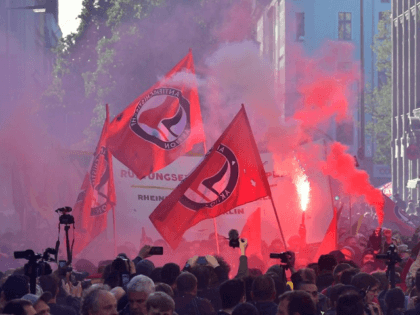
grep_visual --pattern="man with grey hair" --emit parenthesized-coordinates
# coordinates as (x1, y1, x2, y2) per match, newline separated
(146, 292, 175, 315)
(121, 275, 155, 315)
(81, 284, 118, 315)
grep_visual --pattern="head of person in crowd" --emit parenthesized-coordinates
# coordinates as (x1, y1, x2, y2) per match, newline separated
(232, 302, 259, 315)
(22, 292, 52, 315)
(294, 281, 319, 307)
(251, 275, 276, 302)
(81, 284, 118, 315)
(333, 263, 351, 283)
(277, 291, 316, 315)
(1, 275, 29, 303)
(176, 272, 198, 296)
(397, 244, 411, 259)
(150, 267, 162, 284)
(340, 246, 355, 261)
(340, 268, 360, 285)
(38, 275, 59, 302)
(160, 263, 180, 289)
(126, 275, 155, 315)
(361, 248, 375, 266)
(110, 287, 126, 303)
(371, 272, 389, 292)
(336, 293, 364, 315)
(154, 283, 174, 299)
(344, 236, 359, 249)
(145, 292, 175, 315)
(329, 250, 346, 264)
(385, 288, 405, 315)
(350, 272, 380, 304)
(265, 272, 287, 304)
(3, 299, 37, 315)
(190, 265, 211, 291)
(306, 263, 319, 276)
(318, 254, 337, 274)
(219, 279, 245, 312)
(136, 260, 155, 278)
(328, 283, 344, 309)
(291, 268, 316, 288)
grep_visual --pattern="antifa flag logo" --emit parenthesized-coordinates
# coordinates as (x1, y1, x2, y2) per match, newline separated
(130, 88, 191, 150)
(89, 147, 110, 216)
(180, 144, 239, 211)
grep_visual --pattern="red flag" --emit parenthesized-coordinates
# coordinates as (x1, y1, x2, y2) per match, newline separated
(240, 208, 262, 259)
(107, 51, 205, 180)
(314, 207, 337, 260)
(382, 194, 415, 236)
(149, 106, 271, 249)
(73, 105, 116, 255)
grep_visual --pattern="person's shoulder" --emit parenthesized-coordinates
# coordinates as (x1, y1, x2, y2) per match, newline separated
(49, 303, 77, 315)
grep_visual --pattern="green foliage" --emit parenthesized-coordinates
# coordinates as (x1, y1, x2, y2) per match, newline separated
(44, 0, 237, 149)
(366, 11, 391, 166)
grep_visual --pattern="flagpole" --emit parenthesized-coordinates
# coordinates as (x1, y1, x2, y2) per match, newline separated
(213, 218, 220, 255)
(269, 197, 288, 251)
(112, 206, 117, 256)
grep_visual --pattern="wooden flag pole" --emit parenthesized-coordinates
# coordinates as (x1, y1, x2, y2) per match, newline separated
(213, 218, 220, 255)
(112, 206, 117, 256)
(269, 197, 288, 251)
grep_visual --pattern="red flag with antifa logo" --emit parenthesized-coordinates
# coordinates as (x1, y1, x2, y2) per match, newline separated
(106, 50, 205, 180)
(72, 105, 116, 256)
(241, 208, 262, 259)
(149, 106, 271, 249)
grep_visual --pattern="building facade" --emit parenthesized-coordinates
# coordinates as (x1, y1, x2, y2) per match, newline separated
(0, 0, 61, 126)
(254, 0, 391, 184)
(391, 0, 420, 203)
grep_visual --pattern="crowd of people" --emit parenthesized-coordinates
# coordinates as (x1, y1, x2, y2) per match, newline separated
(0, 225, 420, 315)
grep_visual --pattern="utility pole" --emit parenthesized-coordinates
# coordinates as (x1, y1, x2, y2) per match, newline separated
(360, 0, 365, 161)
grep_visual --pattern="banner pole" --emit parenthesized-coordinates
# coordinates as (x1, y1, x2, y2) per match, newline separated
(269, 197, 288, 251)
(112, 206, 117, 256)
(213, 218, 220, 255)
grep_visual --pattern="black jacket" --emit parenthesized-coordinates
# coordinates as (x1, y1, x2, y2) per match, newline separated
(251, 301, 278, 315)
(174, 293, 216, 315)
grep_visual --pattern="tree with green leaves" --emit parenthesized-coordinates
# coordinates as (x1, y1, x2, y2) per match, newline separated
(43, 0, 241, 150)
(366, 11, 392, 166)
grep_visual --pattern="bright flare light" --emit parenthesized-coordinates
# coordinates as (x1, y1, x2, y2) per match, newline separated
(294, 162, 311, 212)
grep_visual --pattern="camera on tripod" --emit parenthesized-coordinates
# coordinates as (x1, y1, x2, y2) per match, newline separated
(376, 244, 402, 264)
(56, 207, 74, 225)
(14, 248, 56, 294)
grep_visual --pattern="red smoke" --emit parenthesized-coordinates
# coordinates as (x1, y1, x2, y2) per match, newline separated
(321, 142, 384, 226)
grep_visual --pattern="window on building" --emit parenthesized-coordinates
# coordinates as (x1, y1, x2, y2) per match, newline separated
(338, 12, 352, 40)
(296, 12, 305, 41)
(381, 0, 390, 3)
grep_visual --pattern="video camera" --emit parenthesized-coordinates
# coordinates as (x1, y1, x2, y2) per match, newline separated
(376, 244, 402, 288)
(14, 248, 56, 294)
(376, 244, 402, 265)
(269, 252, 290, 264)
(56, 206, 74, 225)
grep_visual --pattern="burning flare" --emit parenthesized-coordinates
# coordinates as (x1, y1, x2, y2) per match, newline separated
(295, 162, 311, 212)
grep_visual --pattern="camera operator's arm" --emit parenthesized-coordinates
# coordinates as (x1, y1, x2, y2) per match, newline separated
(235, 238, 249, 279)
(133, 245, 152, 265)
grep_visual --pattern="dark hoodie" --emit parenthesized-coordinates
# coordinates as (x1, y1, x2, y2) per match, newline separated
(251, 301, 277, 315)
